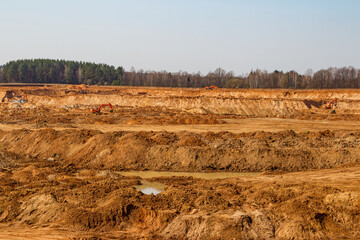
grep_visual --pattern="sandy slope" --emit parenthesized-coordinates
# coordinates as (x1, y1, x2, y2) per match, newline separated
(1, 85, 360, 239)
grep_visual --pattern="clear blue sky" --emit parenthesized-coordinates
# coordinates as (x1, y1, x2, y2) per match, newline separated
(1, 0, 359, 75)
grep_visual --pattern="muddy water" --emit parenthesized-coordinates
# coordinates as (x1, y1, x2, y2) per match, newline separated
(134, 180, 166, 195)
(118, 171, 259, 179)
(121, 171, 258, 195)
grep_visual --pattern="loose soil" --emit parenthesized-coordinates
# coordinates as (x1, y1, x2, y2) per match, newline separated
(1, 85, 360, 239)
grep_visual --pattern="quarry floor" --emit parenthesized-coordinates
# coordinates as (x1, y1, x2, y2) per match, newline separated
(1, 85, 360, 239)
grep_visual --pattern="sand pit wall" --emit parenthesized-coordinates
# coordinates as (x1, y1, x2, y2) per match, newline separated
(28, 95, 312, 116)
(1, 129, 359, 172)
(2, 87, 360, 117)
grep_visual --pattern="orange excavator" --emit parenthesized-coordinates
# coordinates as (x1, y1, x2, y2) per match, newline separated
(324, 98, 338, 109)
(205, 86, 219, 90)
(91, 103, 113, 113)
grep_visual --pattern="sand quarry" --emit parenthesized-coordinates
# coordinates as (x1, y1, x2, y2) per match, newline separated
(1, 85, 360, 239)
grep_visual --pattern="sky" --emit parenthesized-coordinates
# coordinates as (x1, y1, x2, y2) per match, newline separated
(0, 0, 359, 75)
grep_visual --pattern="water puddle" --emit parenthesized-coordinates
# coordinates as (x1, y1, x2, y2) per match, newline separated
(118, 171, 259, 179)
(121, 171, 258, 195)
(134, 180, 166, 195)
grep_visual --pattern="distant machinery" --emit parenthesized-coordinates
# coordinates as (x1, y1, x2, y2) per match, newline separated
(91, 102, 113, 113)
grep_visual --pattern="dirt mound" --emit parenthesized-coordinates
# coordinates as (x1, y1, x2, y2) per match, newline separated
(1, 129, 360, 173)
(17, 194, 63, 225)
(161, 210, 274, 239)
(1, 163, 360, 239)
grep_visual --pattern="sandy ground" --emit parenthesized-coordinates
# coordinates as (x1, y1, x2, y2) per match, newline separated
(3, 118, 360, 133)
(1, 85, 360, 239)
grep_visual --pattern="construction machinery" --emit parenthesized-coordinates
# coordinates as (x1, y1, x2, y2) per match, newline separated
(324, 98, 337, 109)
(205, 86, 219, 90)
(91, 102, 113, 113)
(77, 86, 86, 94)
(12, 94, 28, 103)
(1, 91, 28, 103)
(65, 85, 87, 95)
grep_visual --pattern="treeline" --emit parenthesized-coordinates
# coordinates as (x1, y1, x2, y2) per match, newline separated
(123, 67, 360, 89)
(0, 59, 359, 89)
(0, 59, 124, 85)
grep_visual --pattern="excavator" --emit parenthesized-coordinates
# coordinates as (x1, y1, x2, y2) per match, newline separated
(91, 102, 113, 113)
(77, 86, 86, 94)
(205, 86, 219, 90)
(324, 98, 337, 109)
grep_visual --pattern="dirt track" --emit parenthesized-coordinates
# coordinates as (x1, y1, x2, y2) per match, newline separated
(1, 85, 360, 239)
